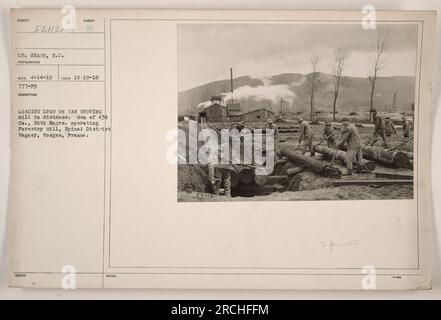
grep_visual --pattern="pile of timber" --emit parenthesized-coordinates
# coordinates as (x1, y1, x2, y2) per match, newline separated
(255, 175, 288, 186)
(339, 145, 410, 167)
(402, 151, 414, 160)
(280, 147, 342, 178)
(246, 128, 299, 134)
(278, 128, 300, 133)
(313, 145, 376, 172)
(230, 166, 255, 188)
(362, 146, 409, 167)
(230, 144, 412, 192)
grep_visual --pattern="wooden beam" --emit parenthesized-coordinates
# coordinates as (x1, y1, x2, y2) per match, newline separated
(254, 175, 288, 186)
(375, 172, 413, 180)
(331, 179, 413, 187)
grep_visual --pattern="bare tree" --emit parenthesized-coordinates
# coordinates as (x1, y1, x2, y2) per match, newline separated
(368, 27, 390, 121)
(331, 51, 347, 121)
(307, 54, 320, 121)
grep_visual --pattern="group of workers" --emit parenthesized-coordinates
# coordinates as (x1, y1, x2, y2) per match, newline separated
(293, 117, 365, 175)
(292, 109, 412, 175)
(207, 109, 412, 196)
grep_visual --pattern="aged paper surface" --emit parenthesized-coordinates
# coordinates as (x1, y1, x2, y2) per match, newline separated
(9, 9, 434, 289)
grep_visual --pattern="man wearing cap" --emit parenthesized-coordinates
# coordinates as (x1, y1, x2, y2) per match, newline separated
(368, 109, 388, 148)
(338, 118, 365, 175)
(322, 120, 338, 148)
(401, 114, 411, 138)
(297, 118, 315, 156)
(266, 118, 280, 159)
(206, 137, 233, 197)
(384, 117, 397, 137)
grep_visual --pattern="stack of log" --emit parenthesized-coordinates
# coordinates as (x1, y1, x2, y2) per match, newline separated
(335, 145, 411, 167)
(231, 143, 413, 194)
(280, 147, 342, 178)
(361, 146, 409, 167)
(313, 145, 376, 172)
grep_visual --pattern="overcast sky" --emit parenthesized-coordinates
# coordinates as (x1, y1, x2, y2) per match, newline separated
(178, 23, 418, 91)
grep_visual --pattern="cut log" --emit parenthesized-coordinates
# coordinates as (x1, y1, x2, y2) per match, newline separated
(233, 184, 284, 196)
(254, 175, 288, 186)
(239, 167, 255, 184)
(286, 167, 304, 176)
(403, 151, 414, 160)
(230, 170, 240, 188)
(279, 129, 300, 133)
(229, 165, 255, 187)
(313, 145, 376, 172)
(276, 158, 288, 165)
(361, 146, 409, 167)
(280, 147, 342, 178)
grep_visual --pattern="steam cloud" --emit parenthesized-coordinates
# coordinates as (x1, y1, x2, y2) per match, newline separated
(196, 77, 304, 111)
(222, 77, 303, 106)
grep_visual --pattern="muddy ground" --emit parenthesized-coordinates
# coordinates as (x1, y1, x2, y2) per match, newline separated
(178, 184, 413, 202)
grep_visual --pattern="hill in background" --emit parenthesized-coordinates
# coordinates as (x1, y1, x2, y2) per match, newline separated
(178, 73, 415, 116)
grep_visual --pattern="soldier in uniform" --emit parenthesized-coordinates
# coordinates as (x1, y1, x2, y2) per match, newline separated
(322, 120, 338, 148)
(296, 118, 315, 156)
(367, 109, 388, 148)
(338, 118, 366, 175)
(266, 118, 280, 159)
(384, 117, 397, 137)
(402, 114, 411, 138)
(207, 164, 232, 197)
(205, 137, 232, 197)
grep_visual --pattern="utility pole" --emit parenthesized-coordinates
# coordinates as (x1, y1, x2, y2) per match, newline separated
(392, 92, 397, 112)
(230, 67, 234, 104)
(280, 97, 283, 114)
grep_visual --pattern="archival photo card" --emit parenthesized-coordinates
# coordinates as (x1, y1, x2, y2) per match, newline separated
(9, 9, 434, 289)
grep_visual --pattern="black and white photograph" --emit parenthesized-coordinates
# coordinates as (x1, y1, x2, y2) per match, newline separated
(177, 23, 417, 202)
(3, 6, 437, 294)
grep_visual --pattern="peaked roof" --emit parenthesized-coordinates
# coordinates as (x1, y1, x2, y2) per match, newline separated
(197, 102, 226, 112)
(226, 103, 241, 111)
(241, 108, 275, 116)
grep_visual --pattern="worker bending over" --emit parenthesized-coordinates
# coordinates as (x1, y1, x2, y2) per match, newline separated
(338, 118, 366, 175)
(297, 118, 315, 156)
(322, 120, 338, 148)
(367, 109, 388, 148)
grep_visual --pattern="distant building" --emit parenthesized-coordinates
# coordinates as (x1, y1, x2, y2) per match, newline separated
(241, 108, 275, 122)
(226, 103, 241, 122)
(197, 102, 226, 123)
(195, 101, 275, 124)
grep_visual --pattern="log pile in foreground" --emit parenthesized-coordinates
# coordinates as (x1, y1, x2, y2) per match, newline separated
(280, 147, 342, 178)
(339, 145, 410, 167)
(361, 146, 409, 167)
(313, 145, 376, 172)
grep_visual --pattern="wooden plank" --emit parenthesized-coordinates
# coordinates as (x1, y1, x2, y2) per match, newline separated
(375, 172, 413, 180)
(331, 179, 413, 187)
(232, 184, 285, 196)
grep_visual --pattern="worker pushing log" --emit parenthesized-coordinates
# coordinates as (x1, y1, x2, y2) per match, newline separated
(313, 145, 376, 172)
(334, 118, 369, 175)
(330, 118, 410, 168)
(280, 147, 342, 178)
